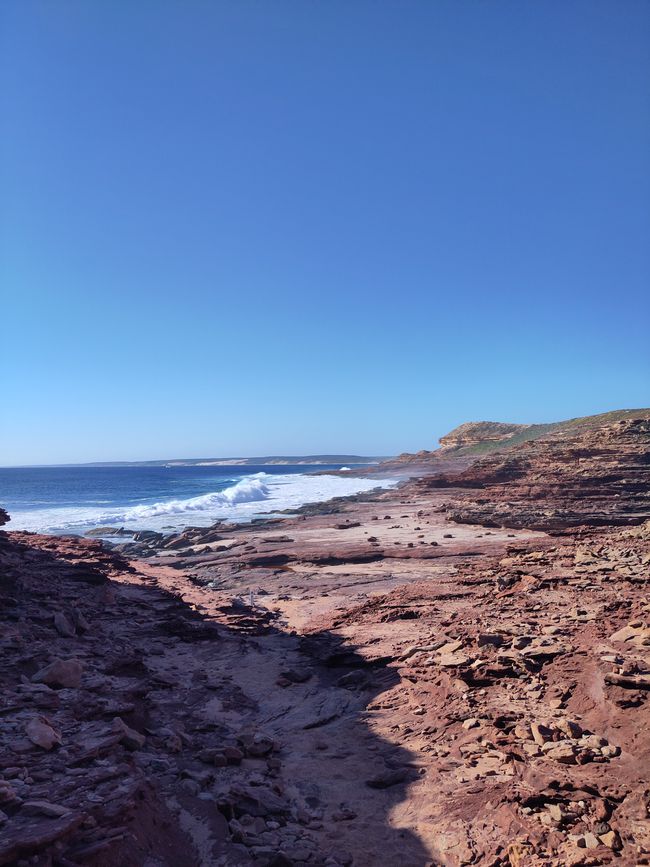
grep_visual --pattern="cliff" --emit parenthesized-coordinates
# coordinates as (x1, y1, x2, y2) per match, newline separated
(387, 407, 650, 469)
(422, 413, 650, 530)
(438, 421, 530, 451)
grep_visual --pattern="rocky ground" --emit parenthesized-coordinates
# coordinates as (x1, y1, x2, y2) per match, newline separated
(1, 413, 649, 866)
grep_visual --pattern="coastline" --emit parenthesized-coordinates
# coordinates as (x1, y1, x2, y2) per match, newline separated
(1, 413, 649, 865)
(1, 467, 401, 538)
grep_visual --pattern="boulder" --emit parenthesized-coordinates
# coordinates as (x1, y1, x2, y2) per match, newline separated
(32, 659, 83, 689)
(25, 717, 62, 751)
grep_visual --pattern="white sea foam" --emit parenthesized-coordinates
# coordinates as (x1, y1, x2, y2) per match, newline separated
(7, 472, 398, 535)
(113, 474, 271, 520)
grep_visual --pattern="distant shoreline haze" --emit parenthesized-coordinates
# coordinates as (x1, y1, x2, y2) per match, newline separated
(0, 455, 388, 470)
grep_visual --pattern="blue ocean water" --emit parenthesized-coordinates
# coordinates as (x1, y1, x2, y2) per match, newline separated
(0, 464, 395, 535)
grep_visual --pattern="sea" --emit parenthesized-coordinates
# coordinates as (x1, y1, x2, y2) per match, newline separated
(0, 464, 397, 537)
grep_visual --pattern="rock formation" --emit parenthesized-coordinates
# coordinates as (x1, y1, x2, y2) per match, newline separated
(438, 421, 530, 451)
(1, 408, 649, 865)
(422, 414, 650, 530)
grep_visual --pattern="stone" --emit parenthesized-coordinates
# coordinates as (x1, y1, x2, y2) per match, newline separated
(557, 719, 583, 739)
(366, 767, 414, 788)
(0, 812, 84, 864)
(477, 633, 503, 647)
(507, 842, 534, 867)
(242, 733, 275, 757)
(545, 743, 577, 764)
(462, 718, 480, 730)
(111, 717, 146, 750)
(198, 749, 227, 766)
(224, 746, 244, 764)
(53, 612, 76, 638)
(530, 722, 554, 745)
(71, 608, 90, 633)
(580, 734, 607, 749)
(593, 799, 611, 821)
(25, 717, 62, 750)
(32, 658, 83, 689)
(0, 783, 18, 805)
(577, 832, 600, 849)
(437, 652, 472, 667)
(21, 801, 72, 818)
(599, 829, 622, 850)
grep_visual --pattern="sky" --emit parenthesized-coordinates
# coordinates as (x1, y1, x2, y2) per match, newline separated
(1, 1, 649, 465)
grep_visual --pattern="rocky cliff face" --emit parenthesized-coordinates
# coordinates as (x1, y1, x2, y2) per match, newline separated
(422, 415, 650, 530)
(438, 421, 530, 451)
(389, 408, 650, 467)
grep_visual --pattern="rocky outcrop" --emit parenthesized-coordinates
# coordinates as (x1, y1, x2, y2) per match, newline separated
(421, 415, 650, 530)
(380, 407, 650, 468)
(438, 421, 530, 451)
(0, 508, 9, 527)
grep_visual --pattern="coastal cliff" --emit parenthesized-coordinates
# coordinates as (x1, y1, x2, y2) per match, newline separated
(423, 413, 650, 530)
(1, 409, 649, 866)
(438, 421, 530, 451)
(390, 407, 650, 466)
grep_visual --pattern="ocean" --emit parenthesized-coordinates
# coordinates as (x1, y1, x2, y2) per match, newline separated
(0, 464, 397, 536)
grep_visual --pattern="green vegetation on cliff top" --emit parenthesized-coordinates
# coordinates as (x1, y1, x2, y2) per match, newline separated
(452, 408, 650, 456)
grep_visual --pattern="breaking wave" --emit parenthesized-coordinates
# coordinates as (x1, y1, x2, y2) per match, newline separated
(6, 471, 399, 535)
(109, 474, 270, 521)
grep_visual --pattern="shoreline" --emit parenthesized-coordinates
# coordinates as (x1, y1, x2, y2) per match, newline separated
(1, 414, 648, 865)
(3, 467, 402, 539)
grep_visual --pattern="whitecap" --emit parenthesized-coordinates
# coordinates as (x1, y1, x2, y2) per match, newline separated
(6, 472, 399, 535)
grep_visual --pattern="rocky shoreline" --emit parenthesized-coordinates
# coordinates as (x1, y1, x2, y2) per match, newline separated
(1, 411, 649, 866)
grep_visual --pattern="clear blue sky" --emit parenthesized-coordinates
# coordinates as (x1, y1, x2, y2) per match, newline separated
(1, 1, 649, 465)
